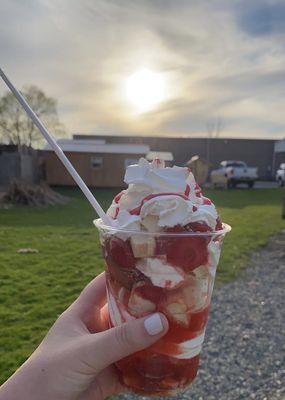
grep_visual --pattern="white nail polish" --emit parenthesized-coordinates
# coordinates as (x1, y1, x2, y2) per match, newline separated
(144, 313, 164, 336)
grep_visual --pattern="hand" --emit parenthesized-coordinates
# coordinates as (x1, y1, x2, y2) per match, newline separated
(0, 272, 169, 400)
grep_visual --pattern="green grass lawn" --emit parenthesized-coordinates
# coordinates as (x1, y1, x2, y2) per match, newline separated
(0, 187, 284, 384)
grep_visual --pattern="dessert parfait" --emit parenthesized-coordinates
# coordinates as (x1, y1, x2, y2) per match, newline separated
(95, 158, 231, 396)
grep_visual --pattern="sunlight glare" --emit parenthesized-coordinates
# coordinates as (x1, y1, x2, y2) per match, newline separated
(126, 68, 166, 112)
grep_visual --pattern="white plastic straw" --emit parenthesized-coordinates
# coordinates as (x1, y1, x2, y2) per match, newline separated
(0, 67, 112, 226)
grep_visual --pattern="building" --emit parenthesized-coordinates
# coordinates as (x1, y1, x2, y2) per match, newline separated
(0, 145, 40, 185)
(273, 139, 285, 173)
(43, 135, 285, 186)
(74, 134, 283, 180)
(43, 139, 173, 187)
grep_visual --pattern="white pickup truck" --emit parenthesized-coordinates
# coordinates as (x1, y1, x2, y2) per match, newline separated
(276, 163, 285, 187)
(211, 160, 258, 188)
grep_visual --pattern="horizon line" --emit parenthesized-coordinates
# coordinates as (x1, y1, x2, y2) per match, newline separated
(73, 132, 285, 141)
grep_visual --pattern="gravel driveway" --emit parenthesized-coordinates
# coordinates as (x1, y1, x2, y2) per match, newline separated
(120, 231, 285, 400)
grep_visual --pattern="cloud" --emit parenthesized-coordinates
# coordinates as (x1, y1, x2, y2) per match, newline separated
(0, 0, 284, 139)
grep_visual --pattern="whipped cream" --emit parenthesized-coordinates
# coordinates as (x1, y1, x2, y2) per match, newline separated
(207, 241, 222, 271)
(108, 289, 135, 325)
(174, 331, 205, 359)
(107, 289, 124, 326)
(136, 257, 185, 289)
(140, 195, 193, 228)
(124, 158, 190, 193)
(205, 241, 222, 297)
(106, 158, 220, 232)
(189, 203, 218, 230)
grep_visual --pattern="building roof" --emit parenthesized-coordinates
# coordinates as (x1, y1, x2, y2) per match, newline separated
(73, 133, 282, 141)
(44, 139, 150, 155)
(60, 139, 106, 145)
(146, 151, 174, 162)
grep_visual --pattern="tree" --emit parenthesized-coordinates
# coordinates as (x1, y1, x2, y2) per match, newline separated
(206, 117, 224, 139)
(206, 117, 224, 164)
(0, 85, 65, 147)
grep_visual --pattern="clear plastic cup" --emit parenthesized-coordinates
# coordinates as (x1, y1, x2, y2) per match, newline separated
(95, 219, 231, 396)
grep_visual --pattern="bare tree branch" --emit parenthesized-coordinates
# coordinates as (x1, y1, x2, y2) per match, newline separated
(206, 117, 224, 138)
(0, 85, 66, 147)
(205, 117, 224, 164)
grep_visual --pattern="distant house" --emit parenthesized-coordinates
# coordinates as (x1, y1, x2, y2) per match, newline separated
(44, 139, 151, 187)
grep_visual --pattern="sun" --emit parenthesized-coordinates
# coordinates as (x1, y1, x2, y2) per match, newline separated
(126, 68, 166, 112)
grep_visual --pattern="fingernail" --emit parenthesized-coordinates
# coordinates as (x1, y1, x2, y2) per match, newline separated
(144, 313, 164, 336)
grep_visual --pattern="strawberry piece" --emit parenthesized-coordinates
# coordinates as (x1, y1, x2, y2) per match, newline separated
(105, 257, 131, 289)
(188, 306, 210, 333)
(194, 183, 202, 197)
(185, 221, 212, 232)
(166, 236, 209, 271)
(105, 249, 148, 290)
(174, 355, 200, 383)
(114, 190, 125, 204)
(163, 323, 197, 343)
(157, 223, 210, 270)
(149, 338, 181, 357)
(117, 345, 200, 394)
(184, 184, 190, 197)
(107, 237, 135, 268)
(215, 217, 223, 231)
(131, 352, 175, 379)
(163, 224, 185, 233)
(202, 197, 212, 205)
(155, 225, 184, 256)
(152, 157, 164, 168)
(134, 281, 166, 304)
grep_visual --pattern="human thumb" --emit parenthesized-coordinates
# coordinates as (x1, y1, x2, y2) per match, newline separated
(79, 313, 169, 372)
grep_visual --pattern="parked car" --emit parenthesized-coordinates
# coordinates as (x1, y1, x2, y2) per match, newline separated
(211, 160, 258, 188)
(276, 163, 285, 187)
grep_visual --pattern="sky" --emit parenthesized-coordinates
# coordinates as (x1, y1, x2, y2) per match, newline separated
(0, 0, 285, 139)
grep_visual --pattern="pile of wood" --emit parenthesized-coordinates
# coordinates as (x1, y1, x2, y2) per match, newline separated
(1, 180, 69, 206)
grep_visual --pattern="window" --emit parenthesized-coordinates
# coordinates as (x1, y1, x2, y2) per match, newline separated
(125, 158, 139, 168)
(90, 156, 103, 169)
(226, 162, 246, 168)
(221, 161, 246, 168)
